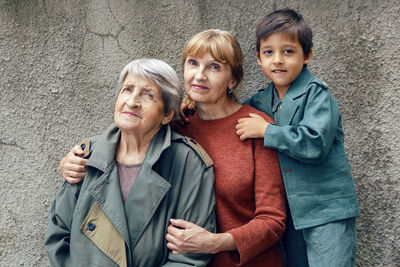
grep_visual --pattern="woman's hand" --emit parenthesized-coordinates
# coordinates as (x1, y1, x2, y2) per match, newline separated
(236, 113, 269, 140)
(60, 145, 88, 184)
(179, 96, 196, 123)
(166, 219, 236, 254)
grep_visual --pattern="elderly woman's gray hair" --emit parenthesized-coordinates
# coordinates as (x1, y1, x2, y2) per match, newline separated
(118, 58, 183, 121)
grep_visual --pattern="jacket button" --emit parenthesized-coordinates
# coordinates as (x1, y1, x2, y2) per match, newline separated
(87, 222, 96, 231)
(81, 143, 86, 150)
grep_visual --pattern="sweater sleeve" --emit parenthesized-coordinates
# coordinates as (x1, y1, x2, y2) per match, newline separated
(264, 84, 340, 164)
(227, 138, 286, 265)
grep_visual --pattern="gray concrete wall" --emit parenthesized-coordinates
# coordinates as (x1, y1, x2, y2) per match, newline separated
(0, 0, 399, 266)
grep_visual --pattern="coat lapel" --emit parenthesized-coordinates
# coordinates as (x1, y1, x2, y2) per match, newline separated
(279, 98, 299, 125)
(279, 68, 314, 125)
(253, 84, 274, 117)
(85, 124, 132, 256)
(87, 165, 130, 245)
(124, 125, 173, 249)
(124, 165, 171, 249)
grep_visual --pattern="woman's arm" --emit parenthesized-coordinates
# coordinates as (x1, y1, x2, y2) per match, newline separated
(225, 139, 286, 265)
(45, 182, 80, 266)
(167, 219, 235, 254)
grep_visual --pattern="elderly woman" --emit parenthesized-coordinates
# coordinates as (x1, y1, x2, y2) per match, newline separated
(45, 58, 216, 267)
(59, 30, 286, 266)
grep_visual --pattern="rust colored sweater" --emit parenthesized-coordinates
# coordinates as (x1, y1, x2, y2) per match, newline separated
(178, 104, 286, 267)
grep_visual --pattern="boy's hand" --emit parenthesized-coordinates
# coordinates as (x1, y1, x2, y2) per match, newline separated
(236, 113, 269, 140)
(179, 95, 196, 123)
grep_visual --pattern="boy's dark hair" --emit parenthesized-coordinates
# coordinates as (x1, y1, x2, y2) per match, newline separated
(256, 9, 313, 57)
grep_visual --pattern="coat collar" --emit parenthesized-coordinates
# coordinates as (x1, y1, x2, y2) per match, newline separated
(284, 68, 314, 100)
(259, 68, 314, 125)
(86, 124, 176, 172)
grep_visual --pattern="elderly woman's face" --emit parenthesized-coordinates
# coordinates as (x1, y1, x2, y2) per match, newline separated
(114, 72, 173, 135)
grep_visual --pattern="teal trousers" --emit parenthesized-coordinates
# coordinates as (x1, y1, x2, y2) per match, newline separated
(282, 211, 357, 267)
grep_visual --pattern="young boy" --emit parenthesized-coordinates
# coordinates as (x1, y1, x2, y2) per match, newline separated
(236, 9, 359, 267)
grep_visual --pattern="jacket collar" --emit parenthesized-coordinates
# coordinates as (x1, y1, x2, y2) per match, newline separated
(258, 68, 314, 125)
(284, 67, 314, 100)
(86, 124, 176, 172)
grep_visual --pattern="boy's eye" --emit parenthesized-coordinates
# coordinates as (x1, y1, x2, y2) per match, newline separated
(263, 50, 273, 55)
(283, 49, 294, 54)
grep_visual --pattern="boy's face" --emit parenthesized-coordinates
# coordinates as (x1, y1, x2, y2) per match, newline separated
(257, 32, 313, 96)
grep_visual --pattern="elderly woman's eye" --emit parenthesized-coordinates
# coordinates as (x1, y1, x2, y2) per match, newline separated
(122, 87, 132, 93)
(143, 90, 154, 99)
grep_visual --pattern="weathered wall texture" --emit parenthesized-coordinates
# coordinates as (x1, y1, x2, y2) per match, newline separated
(0, 0, 399, 266)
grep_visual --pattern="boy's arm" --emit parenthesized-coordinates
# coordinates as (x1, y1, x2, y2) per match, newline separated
(45, 182, 79, 266)
(264, 84, 340, 164)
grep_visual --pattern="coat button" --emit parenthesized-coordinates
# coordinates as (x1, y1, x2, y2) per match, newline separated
(81, 143, 86, 150)
(87, 222, 96, 231)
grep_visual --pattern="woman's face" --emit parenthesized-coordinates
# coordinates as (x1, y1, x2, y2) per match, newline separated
(184, 52, 236, 104)
(114, 72, 173, 136)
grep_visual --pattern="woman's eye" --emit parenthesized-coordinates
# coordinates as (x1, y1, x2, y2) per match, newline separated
(210, 63, 220, 70)
(188, 59, 198, 66)
(122, 87, 132, 93)
(143, 90, 154, 99)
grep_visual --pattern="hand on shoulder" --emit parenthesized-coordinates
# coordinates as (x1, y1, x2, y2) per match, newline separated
(236, 113, 269, 140)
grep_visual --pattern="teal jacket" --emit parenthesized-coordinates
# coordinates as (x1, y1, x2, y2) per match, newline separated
(245, 68, 359, 229)
(45, 124, 216, 267)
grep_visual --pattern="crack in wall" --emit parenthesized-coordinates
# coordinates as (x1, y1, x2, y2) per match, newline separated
(0, 140, 24, 150)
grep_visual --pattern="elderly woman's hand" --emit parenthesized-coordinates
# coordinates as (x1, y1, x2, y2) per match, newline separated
(166, 218, 236, 255)
(60, 145, 88, 184)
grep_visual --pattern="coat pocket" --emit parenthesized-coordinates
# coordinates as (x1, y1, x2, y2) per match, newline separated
(80, 202, 127, 267)
(308, 154, 357, 201)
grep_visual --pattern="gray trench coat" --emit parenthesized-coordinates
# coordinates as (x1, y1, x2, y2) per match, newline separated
(45, 124, 216, 267)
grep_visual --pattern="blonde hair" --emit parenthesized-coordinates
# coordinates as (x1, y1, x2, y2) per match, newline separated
(182, 29, 244, 100)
